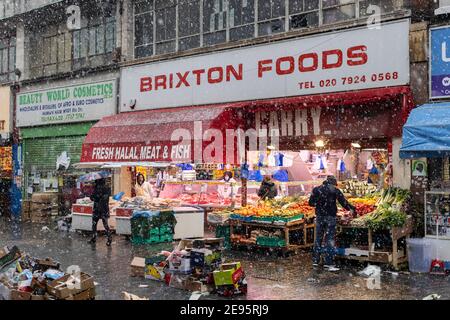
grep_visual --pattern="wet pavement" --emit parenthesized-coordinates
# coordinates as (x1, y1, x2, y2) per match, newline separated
(1, 217, 449, 300)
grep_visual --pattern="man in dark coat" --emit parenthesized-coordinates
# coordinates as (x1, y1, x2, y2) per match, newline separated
(258, 176, 278, 200)
(309, 176, 356, 271)
(89, 178, 112, 246)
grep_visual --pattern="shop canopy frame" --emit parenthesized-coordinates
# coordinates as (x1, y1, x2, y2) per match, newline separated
(400, 103, 450, 159)
(79, 85, 413, 166)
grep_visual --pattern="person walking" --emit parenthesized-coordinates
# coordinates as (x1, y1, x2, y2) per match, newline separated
(309, 176, 356, 271)
(258, 175, 278, 200)
(89, 178, 113, 246)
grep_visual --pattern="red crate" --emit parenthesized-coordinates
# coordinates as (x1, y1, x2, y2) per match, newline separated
(115, 208, 133, 217)
(72, 205, 93, 215)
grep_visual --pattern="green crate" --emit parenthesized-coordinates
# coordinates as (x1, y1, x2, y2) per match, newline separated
(256, 237, 286, 247)
(215, 225, 230, 237)
(252, 216, 274, 223)
(273, 214, 304, 223)
(145, 235, 161, 244)
(159, 224, 173, 235)
(131, 236, 146, 245)
(159, 234, 174, 243)
(149, 228, 159, 236)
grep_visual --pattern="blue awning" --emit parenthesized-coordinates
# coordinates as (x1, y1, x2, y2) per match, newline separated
(400, 103, 450, 159)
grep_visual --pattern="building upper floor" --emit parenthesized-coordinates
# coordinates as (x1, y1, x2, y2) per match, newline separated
(0, 0, 442, 85)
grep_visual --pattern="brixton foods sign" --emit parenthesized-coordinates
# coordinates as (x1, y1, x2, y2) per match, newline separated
(17, 80, 117, 127)
(120, 20, 409, 111)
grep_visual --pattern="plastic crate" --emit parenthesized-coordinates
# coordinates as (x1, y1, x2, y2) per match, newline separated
(131, 236, 146, 245)
(273, 214, 304, 223)
(251, 216, 274, 223)
(149, 228, 159, 236)
(159, 234, 174, 243)
(215, 225, 230, 237)
(256, 237, 286, 247)
(146, 235, 161, 244)
(159, 224, 173, 235)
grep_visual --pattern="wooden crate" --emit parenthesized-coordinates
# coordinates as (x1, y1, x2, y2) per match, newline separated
(337, 216, 413, 270)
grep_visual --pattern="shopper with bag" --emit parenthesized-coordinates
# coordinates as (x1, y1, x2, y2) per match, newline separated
(309, 176, 356, 271)
(89, 178, 113, 246)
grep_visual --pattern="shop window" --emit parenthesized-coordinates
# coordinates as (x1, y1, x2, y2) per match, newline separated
(358, 0, 396, 17)
(155, 0, 176, 54)
(73, 17, 116, 60)
(257, 0, 285, 36)
(134, 0, 154, 58)
(178, 0, 200, 51)
(229, 0, 255, 41)
(0, 36, 15, 83)
(322, 0, 356, 25)
(42, 33, 70, 74)
(203, 0, 228, 46)
(289, 0, 319, 30)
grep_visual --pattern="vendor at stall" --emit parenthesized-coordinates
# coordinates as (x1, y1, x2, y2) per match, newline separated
(135, 173, 154, 200)
(218, 171, 238, 200)
(258, 175, 278, 200)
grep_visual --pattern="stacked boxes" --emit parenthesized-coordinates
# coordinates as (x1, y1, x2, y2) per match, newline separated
(31, 193, 59, 223)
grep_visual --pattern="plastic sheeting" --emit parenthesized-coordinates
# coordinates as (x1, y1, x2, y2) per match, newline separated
(400, 103, 450, 159)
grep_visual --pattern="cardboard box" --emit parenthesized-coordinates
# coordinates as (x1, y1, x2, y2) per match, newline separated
(130, 257, 146, 277)
(65, 287, 96, 300)
(213, 262, 243, 287)
(168, 273, 189, 290)
(36, 258, 60, 271)
(169, 256, 191, 274)
(0, 281, 13, 300)
(31, 212, 50, 224)
(144, 264, 165, 281)
(185, 278, 214, 293)
(47, 272, 95, 299)
(10, 289, 32, 300)
(31, 193, 58, 204)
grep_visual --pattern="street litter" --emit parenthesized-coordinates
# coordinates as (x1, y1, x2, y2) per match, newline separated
(123, 291, 149, 300)
(0, 246, 96, 300)
(129, 238, 247, 297)
(358, 265, 381, 278)
(423, 294, 441, 300)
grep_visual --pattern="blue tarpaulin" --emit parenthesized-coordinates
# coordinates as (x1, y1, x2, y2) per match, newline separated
(400, 103, 450, 159)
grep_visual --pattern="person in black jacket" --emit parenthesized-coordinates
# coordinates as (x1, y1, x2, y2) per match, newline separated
(89, 178, 112, 246)
(258, 176, 278, 200)
(309, 176, 356, 271)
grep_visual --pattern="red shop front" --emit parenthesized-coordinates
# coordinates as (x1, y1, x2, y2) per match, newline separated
(77, 85, 413, 207)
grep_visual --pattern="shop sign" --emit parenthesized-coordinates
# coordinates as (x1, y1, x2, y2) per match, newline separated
(0, 86, 11, 134)
(430, 26, 450, 99)
(17, 80, 117, 127)
(121, 20, 409, 111)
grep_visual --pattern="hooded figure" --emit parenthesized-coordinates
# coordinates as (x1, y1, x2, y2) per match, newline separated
(89, 178, 112, 246)
(308, 176, 355, 271)
(258, 176, 278, 200)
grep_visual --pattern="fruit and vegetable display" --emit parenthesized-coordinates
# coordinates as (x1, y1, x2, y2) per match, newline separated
(340, 188, 411, 229)
(228, 197, 315, 224)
